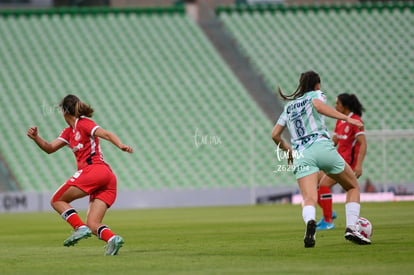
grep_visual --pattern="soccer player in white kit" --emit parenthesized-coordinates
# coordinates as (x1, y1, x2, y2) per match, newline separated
(272, 71, 371, 247)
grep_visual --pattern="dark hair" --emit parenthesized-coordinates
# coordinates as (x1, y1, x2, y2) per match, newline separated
(278, 71, 321, 100)
(59, 94, 94, 118)
(337, 93, 365, 117)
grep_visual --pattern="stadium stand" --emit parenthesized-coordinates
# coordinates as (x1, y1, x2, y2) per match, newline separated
(0, 2, 412, 195)
(218, 2, 413, 130)
(0, 154, 19, 191)
(217, 2, 414, 186)
(0, 7, 289, 192)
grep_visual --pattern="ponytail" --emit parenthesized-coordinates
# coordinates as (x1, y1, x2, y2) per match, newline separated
(337, 93, 365, 117)
(60, 94, 94, 118)
(278, 86, 292, 100)
(278, 71, 321, 101)
(75, 100, 94, 118)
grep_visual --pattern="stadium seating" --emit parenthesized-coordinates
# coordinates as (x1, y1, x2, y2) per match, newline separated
(217, 2, 414, 185)
(0, 7, 291, 192)
(218, 3, 414, 131)
(1, 3, 412, 193)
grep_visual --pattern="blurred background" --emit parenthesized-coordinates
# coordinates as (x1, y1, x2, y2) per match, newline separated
(0, 0, 413, 211)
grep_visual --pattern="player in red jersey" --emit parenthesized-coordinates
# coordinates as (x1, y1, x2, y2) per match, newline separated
(27, 95, 133, 255)
(316, 93, 367, 230)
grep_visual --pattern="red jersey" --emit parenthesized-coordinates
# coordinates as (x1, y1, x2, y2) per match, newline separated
(334, 113, 364, 169)
(58, 117, 106, 169)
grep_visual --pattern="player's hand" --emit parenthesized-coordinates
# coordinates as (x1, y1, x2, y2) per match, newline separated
(346, 117, 363, 129)
(354, 166, 363, 178)
(287, 150, 294, 165)
(120, 144, 133, 153)
(27, 126, 38, 140)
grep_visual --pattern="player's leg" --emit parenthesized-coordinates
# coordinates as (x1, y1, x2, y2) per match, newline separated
(86, 166, 124, 255)
(86, 198, 124, 256)
(297, 172, 319, 248)
(316, 172, 337, 230)
(327, 163, 360, 229)
(316, 140, 370, 244)
(51, 184, 88, 214)
(51, 183, 92, 246)
(86, 198, 113, 239)
(327, 164, 370, 244)
(316, 141, 359, 228)
(327, 163, 360, 219)
(298, 172, 319, 221)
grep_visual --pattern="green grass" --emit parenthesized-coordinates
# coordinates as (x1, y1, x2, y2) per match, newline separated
(1, 202, 413, 274)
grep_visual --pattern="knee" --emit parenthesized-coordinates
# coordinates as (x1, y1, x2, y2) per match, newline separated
(347, 183, 360, 192)
(302, 197, 317, 206)
(342, 177, 360, 192)
(50, 189, 67, 209)
(50, 196, 60, 210)
(304, 192, 318, 206)
(50, 183, 69, 207)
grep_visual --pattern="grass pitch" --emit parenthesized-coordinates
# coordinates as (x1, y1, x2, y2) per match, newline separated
(1, 201, 413, 274)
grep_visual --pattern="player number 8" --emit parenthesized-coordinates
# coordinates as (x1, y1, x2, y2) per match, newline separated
(294, 119, 305, 137)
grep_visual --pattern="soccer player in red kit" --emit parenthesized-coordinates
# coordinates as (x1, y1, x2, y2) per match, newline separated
(316, 93, 367, 230)
(27, 95, 133, 255)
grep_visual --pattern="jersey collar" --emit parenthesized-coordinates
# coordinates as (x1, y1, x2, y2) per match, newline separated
(340, 112, 354, 123)
(73, 117, 80, 132)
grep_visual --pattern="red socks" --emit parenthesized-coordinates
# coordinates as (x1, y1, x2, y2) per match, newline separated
(97, 225, 116, 242)
(318, 186, 333, 223)
(61, 208, 85, 230)
(61, 209, 116, 243)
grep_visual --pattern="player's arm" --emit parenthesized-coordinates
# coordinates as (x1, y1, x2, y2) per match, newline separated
(354, 134, 367, 178)
(272, 124, 293, 164)
(332, 134, 338, 146)
(312, 99, 363, 128)
(94, 127, 133, 153)
(27, 126, 66, 154)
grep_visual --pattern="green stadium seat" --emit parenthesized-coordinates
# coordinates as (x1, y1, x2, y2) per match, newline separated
(217, 3, 414, 186)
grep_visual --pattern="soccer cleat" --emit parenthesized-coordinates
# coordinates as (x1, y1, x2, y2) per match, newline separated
(316, 211, 337, 227)
(304, 220, 316, 248)
(104, 235, 124, 256)
(63, 226, 92, 247)
(344, 227, 371, 245)
(316, 220, 336, 231)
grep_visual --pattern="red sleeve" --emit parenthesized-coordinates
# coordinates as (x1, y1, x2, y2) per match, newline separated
(78, 118, 100, 137)
(58, 127, 71, 144)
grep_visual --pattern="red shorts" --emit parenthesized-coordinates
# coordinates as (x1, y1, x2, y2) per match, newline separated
(53, 164, 117, 207)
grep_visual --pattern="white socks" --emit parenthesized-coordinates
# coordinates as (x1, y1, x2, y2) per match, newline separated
(302, 203, 361, 229)
(345, 202, 360, 230)
(302, 205, 316, 224)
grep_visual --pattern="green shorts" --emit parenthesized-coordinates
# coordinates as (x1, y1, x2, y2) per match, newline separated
(293, 139, 345, 179)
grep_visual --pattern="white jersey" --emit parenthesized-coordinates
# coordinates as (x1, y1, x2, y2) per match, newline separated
(277, 90, 331, 151)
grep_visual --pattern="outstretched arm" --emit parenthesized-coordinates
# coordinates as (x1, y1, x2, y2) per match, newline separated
(27, 126, 67, 154)
(312, 99, 363, 128)
(94, 127, 133, 153)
